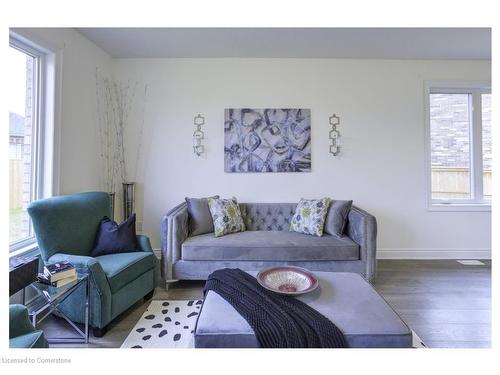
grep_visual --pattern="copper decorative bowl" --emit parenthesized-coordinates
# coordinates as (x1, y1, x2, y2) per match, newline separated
(256, 266, 319, 296)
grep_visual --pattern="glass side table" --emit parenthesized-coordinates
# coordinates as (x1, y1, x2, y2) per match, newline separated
(24, 273, 90, 344)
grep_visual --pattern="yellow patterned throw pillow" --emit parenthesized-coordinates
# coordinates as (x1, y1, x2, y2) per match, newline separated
(290, 198, 332, 237)
(207, 197, 246, 237)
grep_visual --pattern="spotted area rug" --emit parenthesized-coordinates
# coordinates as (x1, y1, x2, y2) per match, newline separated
(121, 300, 202, 348)
(121, 300, 426, 348)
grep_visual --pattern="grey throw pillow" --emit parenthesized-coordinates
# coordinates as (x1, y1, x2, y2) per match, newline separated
(185, 196, 219, 236)
(324, 200, 353, 237)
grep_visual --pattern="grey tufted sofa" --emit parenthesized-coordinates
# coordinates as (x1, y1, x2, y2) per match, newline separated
(161, 202, 377, 283)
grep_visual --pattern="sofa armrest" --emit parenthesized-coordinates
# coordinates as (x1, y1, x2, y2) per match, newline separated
(345, 206, 377, 282)
(160, 202, 189, 281)
(9, 304, 35, 338)
(137, 234, 154, 253)
(136, 234, 159, 287)
(48, 253, 112, 327)
(48, 253, 109, 291)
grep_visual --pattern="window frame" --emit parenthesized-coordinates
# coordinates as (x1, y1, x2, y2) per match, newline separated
(424, 81, 491, 212)
(9, 31, 62, 256)
(9, 38, 43, 251)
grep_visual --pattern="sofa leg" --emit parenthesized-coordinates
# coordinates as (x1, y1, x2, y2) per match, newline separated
(144, 290, 155, 301)
(93, 326, 108, 338)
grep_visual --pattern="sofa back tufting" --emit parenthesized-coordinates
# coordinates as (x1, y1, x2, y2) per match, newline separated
(239, 203, 297, 231)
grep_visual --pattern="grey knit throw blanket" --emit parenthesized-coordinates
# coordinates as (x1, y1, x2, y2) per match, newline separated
(203, 268, 348, 348)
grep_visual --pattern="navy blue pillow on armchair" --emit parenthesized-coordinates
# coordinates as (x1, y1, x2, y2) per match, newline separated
(90, 214, 139, 257)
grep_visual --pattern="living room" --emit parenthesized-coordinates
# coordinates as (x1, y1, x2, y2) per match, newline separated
(2, 1, 496, 373)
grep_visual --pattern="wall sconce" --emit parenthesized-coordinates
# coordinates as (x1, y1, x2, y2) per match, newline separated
(193, 114, 205, 156)
(329, 114, 341, 156)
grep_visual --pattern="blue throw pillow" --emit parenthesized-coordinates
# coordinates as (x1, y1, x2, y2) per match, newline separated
(90, 214, 138, 257)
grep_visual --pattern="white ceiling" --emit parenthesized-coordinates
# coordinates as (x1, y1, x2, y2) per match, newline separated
(77, 28, 491, 60)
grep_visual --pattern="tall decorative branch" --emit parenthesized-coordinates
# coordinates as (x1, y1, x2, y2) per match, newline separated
(96, 67, 119, 194)
(96, 69, 147, 220)
(134, 84, 148, 182)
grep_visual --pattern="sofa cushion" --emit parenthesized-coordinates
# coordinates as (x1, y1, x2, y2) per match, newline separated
(96, 252, 157, 293)
(185, 196, 219, 236)
(324, 200, 353, 237)
(91, 214, 138, 257)
(290, 198, 331, 237)
(208, 197, 246, 237)
(181, 231, 359, 261)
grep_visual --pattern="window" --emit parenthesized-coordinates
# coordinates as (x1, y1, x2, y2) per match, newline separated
(482, 94, 492, 200)
(8, 38, 42, 251)
(426, 82, 492, 209)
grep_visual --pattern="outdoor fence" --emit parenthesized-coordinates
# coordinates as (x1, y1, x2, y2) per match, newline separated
(432, 167, 492, 200)
(9, 159, 23, 210)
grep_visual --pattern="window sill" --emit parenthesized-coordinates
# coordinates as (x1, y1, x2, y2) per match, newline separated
(10, 242, 40, 259)
(427, 203, 491, 212)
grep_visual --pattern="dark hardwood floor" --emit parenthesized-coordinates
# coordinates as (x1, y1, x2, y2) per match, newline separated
(42, 260, 491, 348)
(373, 260, 491, 348)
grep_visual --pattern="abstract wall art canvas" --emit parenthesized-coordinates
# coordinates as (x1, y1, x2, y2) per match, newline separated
(224, 108, 311, 173)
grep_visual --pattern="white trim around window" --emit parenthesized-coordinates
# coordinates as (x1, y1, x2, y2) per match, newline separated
(9, 30, 62, 256)
(424, 81, 491, 212)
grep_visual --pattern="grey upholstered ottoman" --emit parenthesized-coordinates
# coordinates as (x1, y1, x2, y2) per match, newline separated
(194, 272, 412, 348)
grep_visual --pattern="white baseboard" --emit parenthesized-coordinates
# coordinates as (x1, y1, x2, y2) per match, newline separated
(377, 248, 491, 260)
(154, 248, 491, 261)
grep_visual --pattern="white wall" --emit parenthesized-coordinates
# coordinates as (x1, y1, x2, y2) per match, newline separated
(13, 28, 113, 194)
(8, 31, 491, 259)
(113, 58, 491, 258)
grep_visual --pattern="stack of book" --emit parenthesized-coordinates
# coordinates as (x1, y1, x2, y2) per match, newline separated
(37, 261, 77, 288)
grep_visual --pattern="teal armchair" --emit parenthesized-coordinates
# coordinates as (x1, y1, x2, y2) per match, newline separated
(28, 192, 158, 337)
(10, 304, 48, 348)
